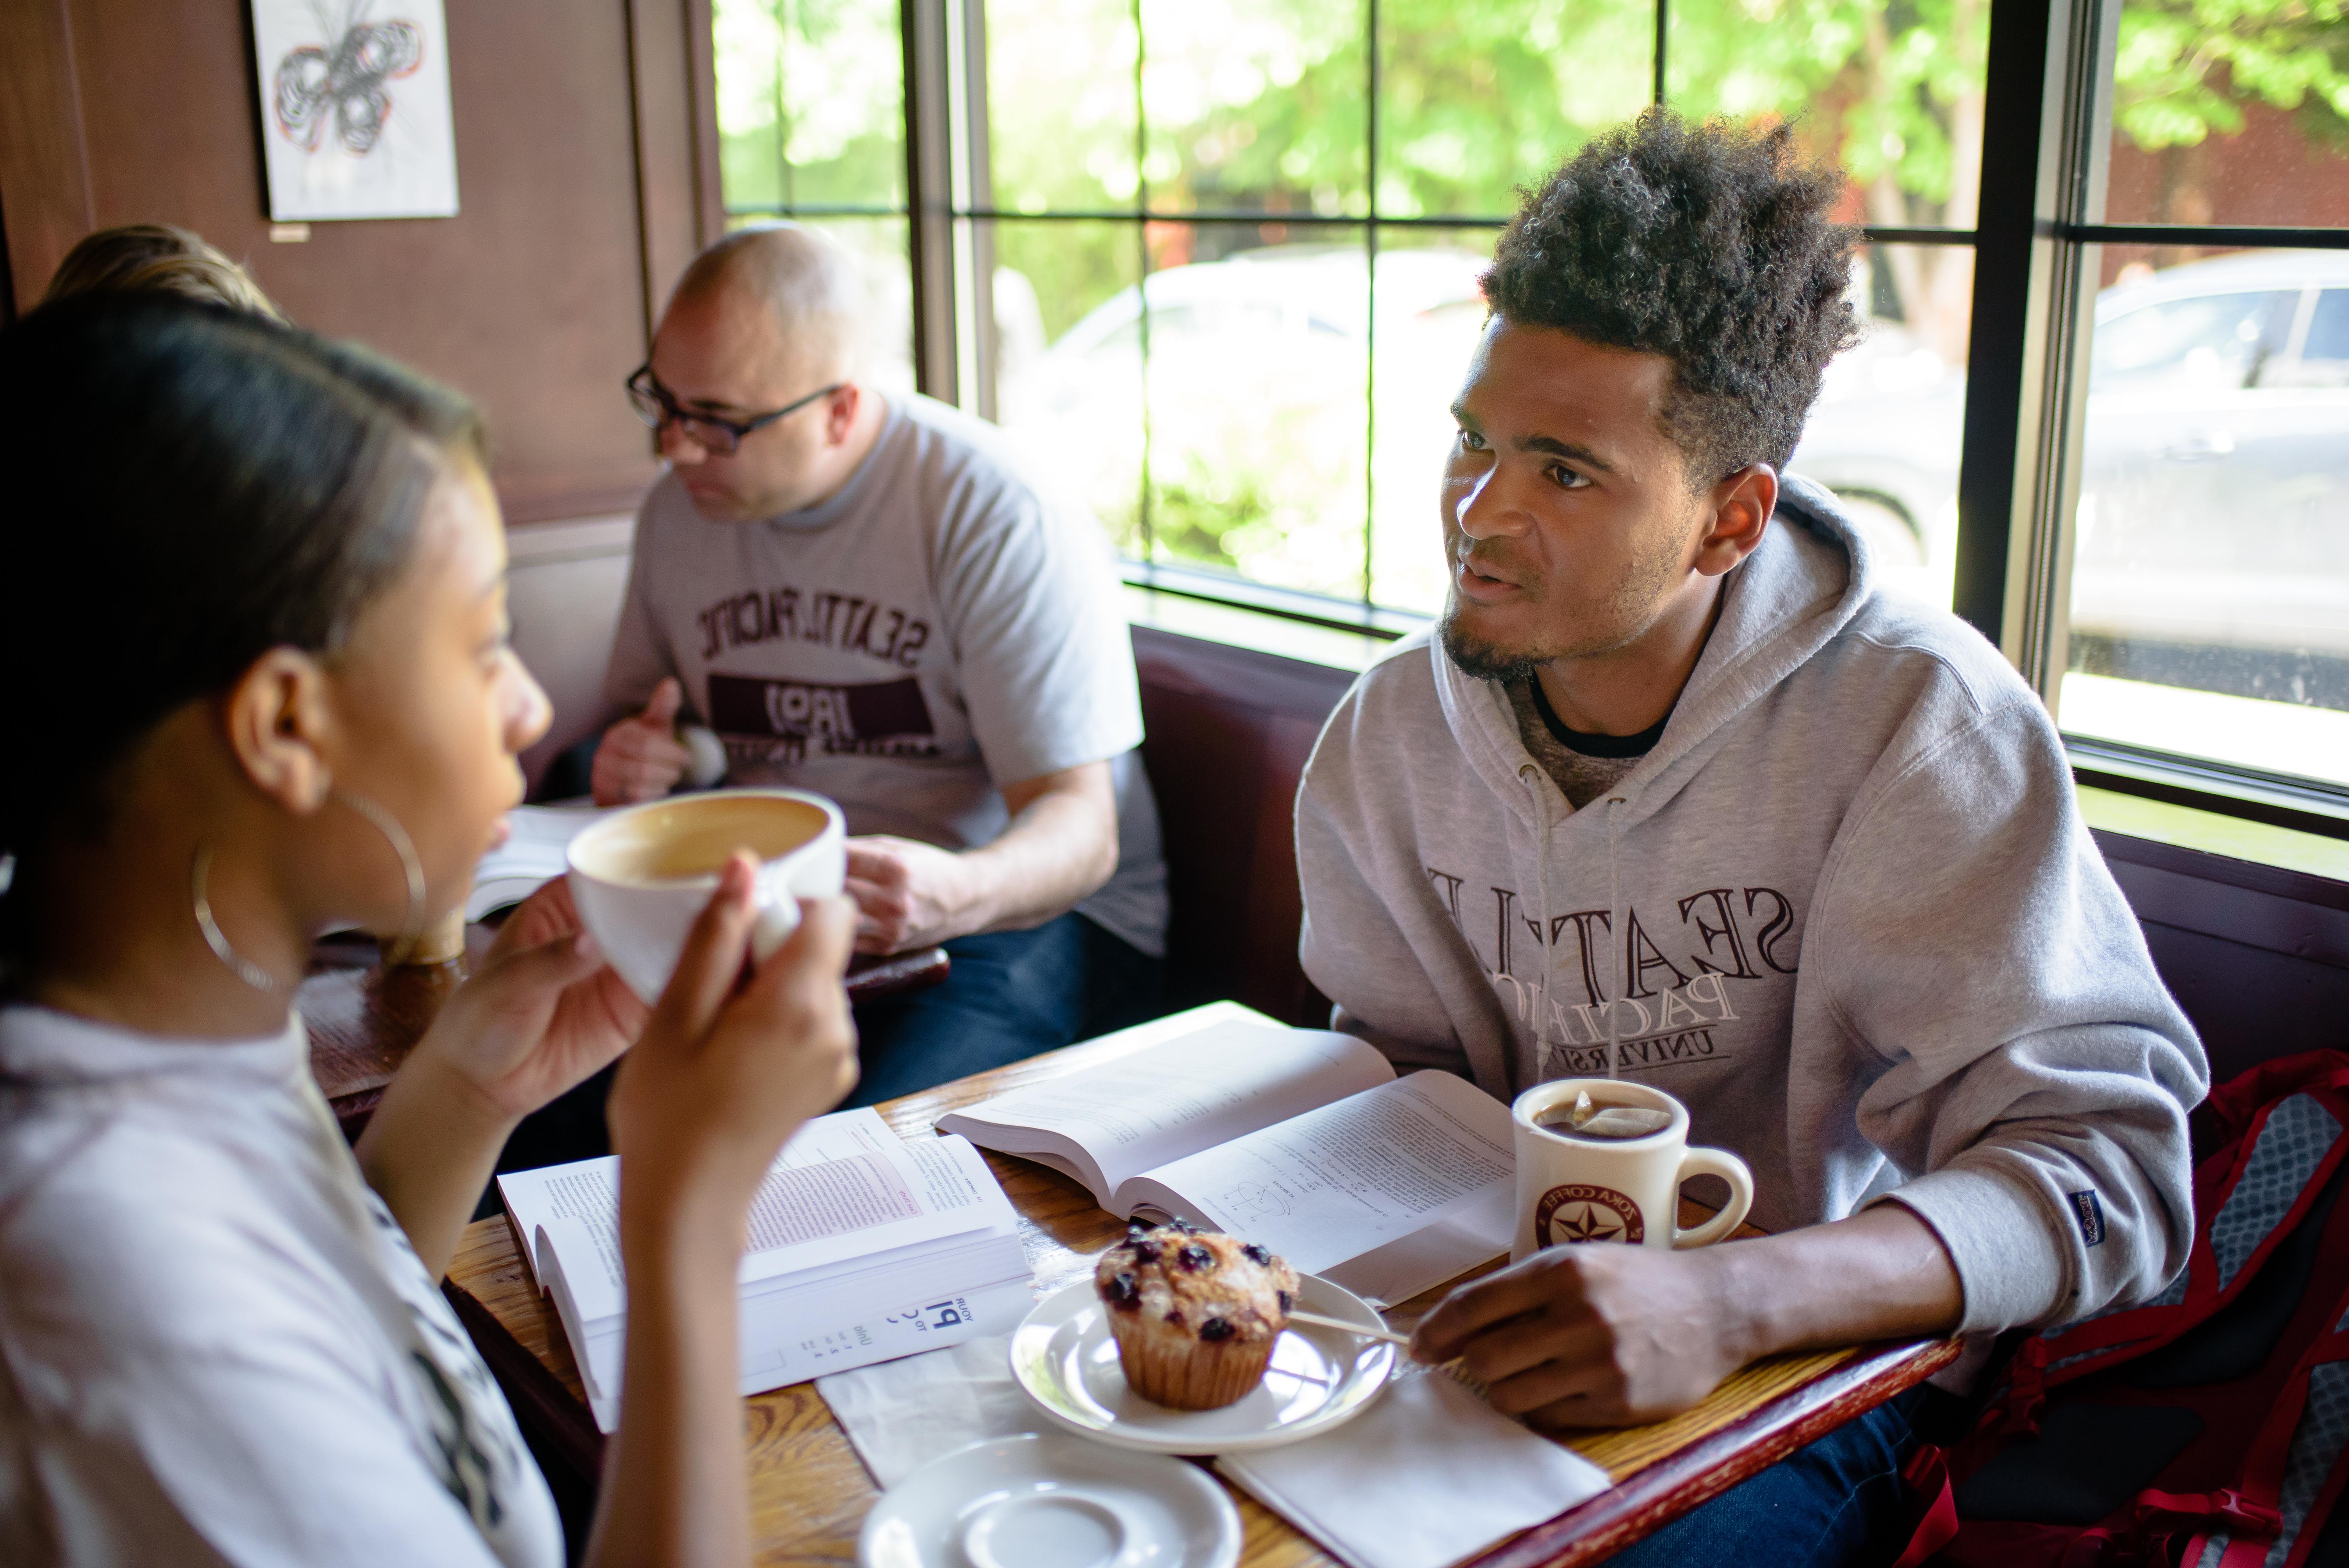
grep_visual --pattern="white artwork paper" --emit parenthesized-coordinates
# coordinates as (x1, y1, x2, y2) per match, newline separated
(251, 0, 459, 221)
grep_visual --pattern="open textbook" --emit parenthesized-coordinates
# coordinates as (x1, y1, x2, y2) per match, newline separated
(499, 1107, 1032, 1433)
(936, 1005, 1515, 1305)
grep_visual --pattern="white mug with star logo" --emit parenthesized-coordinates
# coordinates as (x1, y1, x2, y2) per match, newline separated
(1510, 1078, 1754, 1261)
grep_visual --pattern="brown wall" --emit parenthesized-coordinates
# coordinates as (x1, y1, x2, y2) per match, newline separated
(0, 0, 722, 524)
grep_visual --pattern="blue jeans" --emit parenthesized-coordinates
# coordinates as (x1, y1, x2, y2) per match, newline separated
(1602, 1387, 1927, 1567)
(842, 912, 1164, 1108)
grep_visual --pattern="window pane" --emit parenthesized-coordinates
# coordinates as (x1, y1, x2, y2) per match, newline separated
(714, 0, 904, 214)
(1141, 226, 1370, 596)
(986, 0, 1139, 213)
(1788, 241, 1973, 609)
(1369, 232, 1498, 613)
(1378, 0, 1654, 219)
(1665, 0, 1988, 230)
(2060, 247, 2349, 788)
(991, 219, 1146, 552)
(2101, 0, 2349, 228)
(1139, 0, 1368, 218)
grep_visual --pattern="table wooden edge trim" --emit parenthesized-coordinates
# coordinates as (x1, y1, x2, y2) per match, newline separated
(1461, 1335, 1964, 1568)
(444, 1280, 606, 1483)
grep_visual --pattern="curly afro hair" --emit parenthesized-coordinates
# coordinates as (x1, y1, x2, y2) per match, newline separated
(1482, 110, 1861, 486)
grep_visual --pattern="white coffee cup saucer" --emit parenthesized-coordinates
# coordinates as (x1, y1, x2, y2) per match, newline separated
(856, 1431, 1239, 1568)
(1010, 1272, 1398, 1454)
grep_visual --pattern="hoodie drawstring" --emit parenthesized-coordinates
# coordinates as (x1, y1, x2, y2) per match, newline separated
(1519, 764, 1560, 1077)
(1605, 796, 1626, 1080)
(1519, 772, 1629, 1081)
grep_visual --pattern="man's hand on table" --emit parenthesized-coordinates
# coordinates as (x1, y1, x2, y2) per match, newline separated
(592, 677, 693, 805)
(1411, 1242, 1749, 1426)
(1410, 1205, 1967, 1430)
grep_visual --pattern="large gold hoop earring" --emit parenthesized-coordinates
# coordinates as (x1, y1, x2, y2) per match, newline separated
(333, 788, 427, 962)
(191, 847, 292, 994)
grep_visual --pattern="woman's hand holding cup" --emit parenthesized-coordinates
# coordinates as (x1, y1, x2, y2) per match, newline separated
(407, 878, 651, 1126)
(608, 852, 860, 1233)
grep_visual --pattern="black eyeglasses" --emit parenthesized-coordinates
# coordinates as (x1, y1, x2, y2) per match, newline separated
(624, 365, 845, 456)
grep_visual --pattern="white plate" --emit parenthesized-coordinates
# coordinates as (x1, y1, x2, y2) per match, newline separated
(1009, 1272, 1398, 1454)
(857, 1431, 1240, 1568)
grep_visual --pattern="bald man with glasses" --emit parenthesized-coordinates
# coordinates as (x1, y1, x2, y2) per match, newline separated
(595, 224, 1167, 1105)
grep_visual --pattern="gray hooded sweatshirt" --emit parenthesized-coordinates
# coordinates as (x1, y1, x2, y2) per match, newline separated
(1296, 479, 2208, 1336)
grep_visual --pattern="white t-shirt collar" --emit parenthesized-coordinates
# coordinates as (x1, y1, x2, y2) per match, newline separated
(0, 1003, 306, 1089)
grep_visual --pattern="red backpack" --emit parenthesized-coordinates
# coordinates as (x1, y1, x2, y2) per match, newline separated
(1900, 1049, 2349, 1568)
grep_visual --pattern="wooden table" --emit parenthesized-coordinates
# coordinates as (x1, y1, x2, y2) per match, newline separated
(302, 930, 951, 1140)
(445, 1013, 1960, 1567)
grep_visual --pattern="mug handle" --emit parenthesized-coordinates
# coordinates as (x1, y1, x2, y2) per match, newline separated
(748, 893, 804, 963)
(1672, 1146, 1755, 1248)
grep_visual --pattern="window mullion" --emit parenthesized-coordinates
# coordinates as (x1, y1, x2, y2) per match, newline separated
(900, 0, 958, 402)
(1951, 0, 2104, 695)
(1133, 0, 1151, 567)
(1363, 0, 1379, 608)
(947, 0, 998, 419)
(1652, 0, 1667, 106)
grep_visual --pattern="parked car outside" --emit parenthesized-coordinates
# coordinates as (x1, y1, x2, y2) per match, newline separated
(1002, 244, 2349, 682)
(1794, 249, 2349, 668)
(998, 243, 1493, 607)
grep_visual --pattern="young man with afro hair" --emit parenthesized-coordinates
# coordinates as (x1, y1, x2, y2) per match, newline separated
(1297, 112, 2205, 1564)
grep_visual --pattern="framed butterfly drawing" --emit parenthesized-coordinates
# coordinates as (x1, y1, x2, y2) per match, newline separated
(250, 0, 459, 220)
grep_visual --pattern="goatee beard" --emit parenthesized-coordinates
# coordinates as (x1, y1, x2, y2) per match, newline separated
(1439, 607, 1544, 686)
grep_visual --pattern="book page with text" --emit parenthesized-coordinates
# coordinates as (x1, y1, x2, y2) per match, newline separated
(500, 1105, 899, 1282)
(534, 1133, 1015, 1305)
(936, 1022, 1394, 1205)
(734, 1133, 1016, 1285)
(1119, 1071, 1513, 1279)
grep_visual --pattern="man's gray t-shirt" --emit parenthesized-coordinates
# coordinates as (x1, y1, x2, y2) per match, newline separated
(604, 392, 1167, 957)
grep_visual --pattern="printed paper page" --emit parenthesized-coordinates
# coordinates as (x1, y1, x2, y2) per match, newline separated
(734, 1134, 1015, 1285)
(537, 1214, 621, 1327)
(1321, 1184, 1514, 1306)
(522, 1129, 1011, 1309)
(1123, 1071, 1514, 1278)
(939, 1021, 1395, 1202)
(499, 1106, 898, 1281)
(777, 1105, 900, 1165)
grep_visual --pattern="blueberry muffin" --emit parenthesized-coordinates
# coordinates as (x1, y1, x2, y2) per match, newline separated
(1093, 1221, 1299, 1410)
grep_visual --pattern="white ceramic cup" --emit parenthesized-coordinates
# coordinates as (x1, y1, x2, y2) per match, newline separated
(565, 788, 847, 1004)
(1510, 1078, 1755, 1262)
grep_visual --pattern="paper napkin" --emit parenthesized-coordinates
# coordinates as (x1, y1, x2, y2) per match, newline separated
(816, 1333, 1032, 1487)
(1215, 1363, 1611, 1568)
